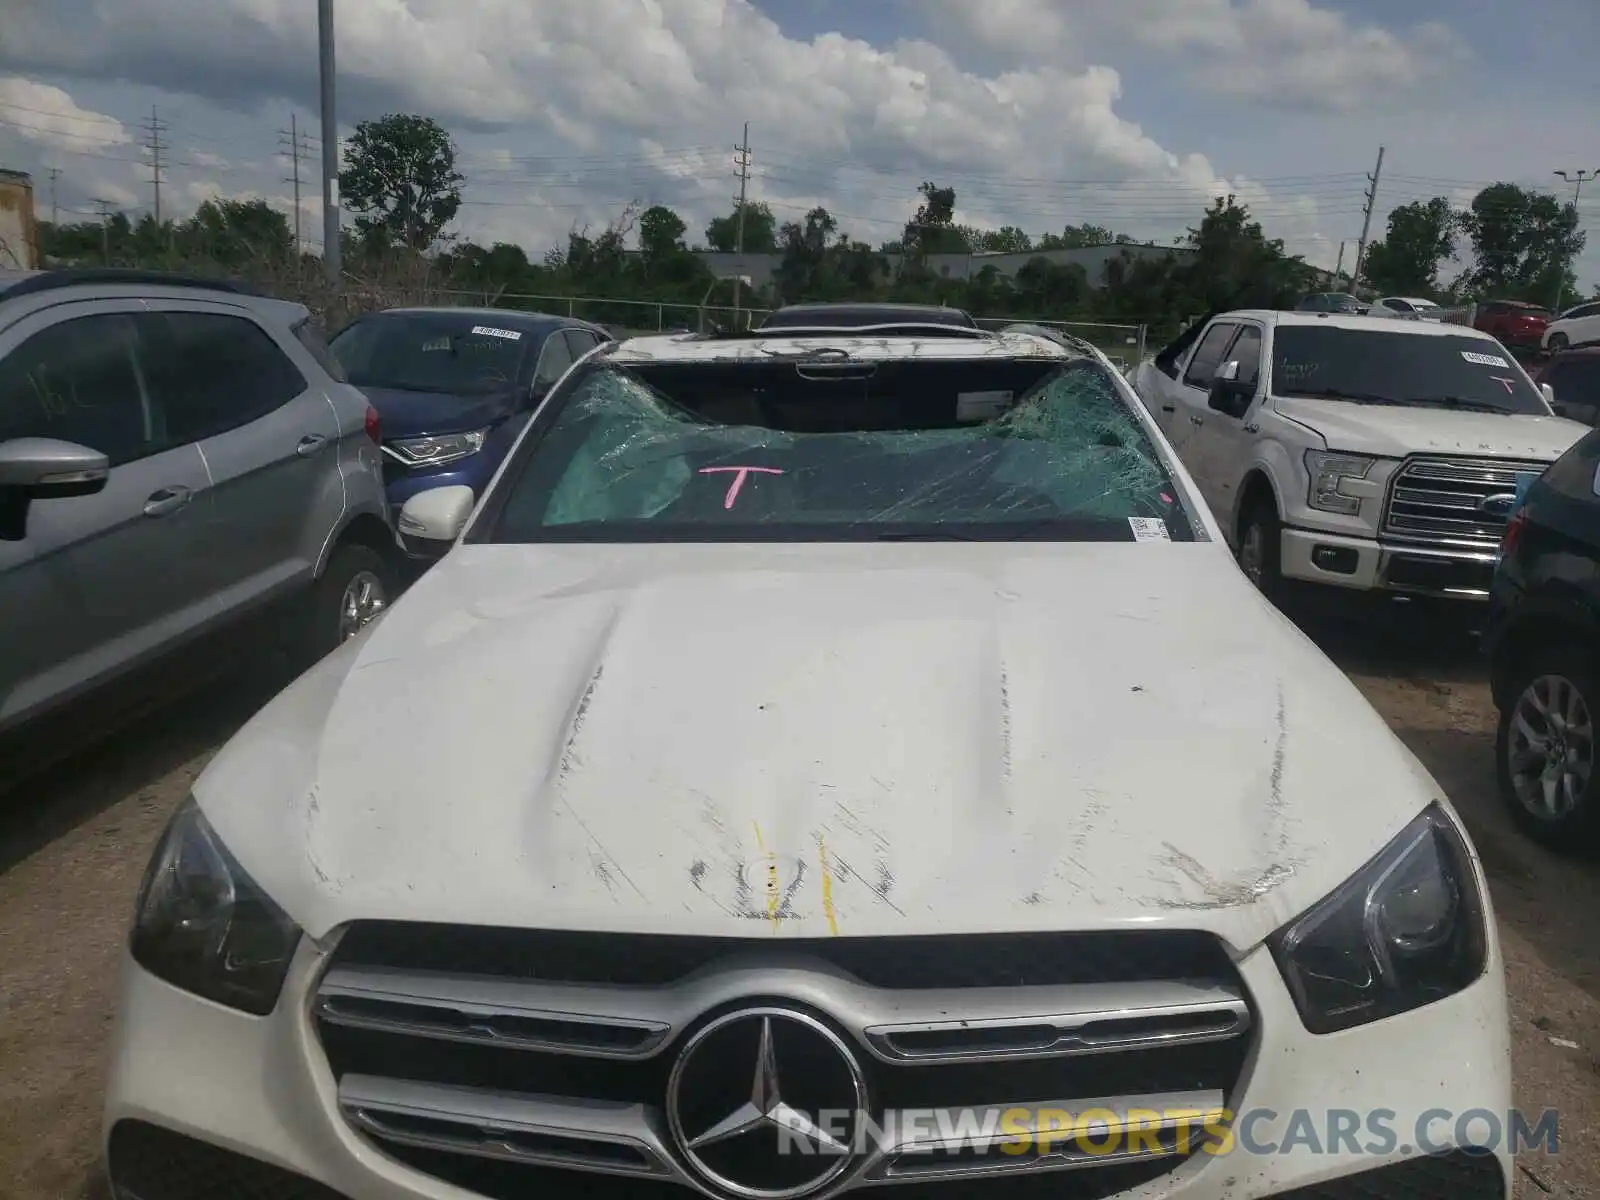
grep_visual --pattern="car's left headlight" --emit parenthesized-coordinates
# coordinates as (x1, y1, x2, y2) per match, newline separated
(385, 427, 490, 467)
(130, 797, 301, 1016)
(1269, 803, 1488, 1034)
(1304, 450, 1377, 516)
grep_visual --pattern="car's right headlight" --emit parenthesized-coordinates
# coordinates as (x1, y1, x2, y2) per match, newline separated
(1304, 450, 1377, 516)
(385, 428, 490, 467)
(1269, 803, 1488, 1034)
(130, 796, 302, 1016)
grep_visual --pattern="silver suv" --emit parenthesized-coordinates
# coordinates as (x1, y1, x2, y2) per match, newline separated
(0, 268, 396, 748)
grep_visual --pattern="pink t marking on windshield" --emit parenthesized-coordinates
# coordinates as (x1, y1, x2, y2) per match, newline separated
(697, 465, 785, 509)
(1491, 376, 1516, 393)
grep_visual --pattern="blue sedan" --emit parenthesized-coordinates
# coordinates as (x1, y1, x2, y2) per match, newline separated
(327, 307, 612, 511)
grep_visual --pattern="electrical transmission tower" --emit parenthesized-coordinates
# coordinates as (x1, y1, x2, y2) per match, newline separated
(732, 123, 751, 329)
(280, 113, 314, 251)
(142, 106, 168, 224)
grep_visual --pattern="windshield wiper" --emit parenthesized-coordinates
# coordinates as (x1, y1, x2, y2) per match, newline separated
(1399, 395, 1510, 414)
(1283, 388, 1404, 405)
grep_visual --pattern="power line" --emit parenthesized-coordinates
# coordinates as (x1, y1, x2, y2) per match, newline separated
(142, 105, 168, 224)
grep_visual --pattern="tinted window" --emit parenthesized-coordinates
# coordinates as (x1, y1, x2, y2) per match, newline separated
(534, 330, 575, 388)
(1271, 327, 1547, 415)
(138, 312, 307, 444)
(1183, 323, 1237, 387)
(484, 358, 1194, 544)
(328, 313, 533, 395)
(1548, 359, 1600, 425)
(562, 328, 599, 359)
(1229, 326, 1263, 387)
(1542, 428, 1600, 502)
(292, 317, 346, 382)
(0, 314, 154, 465)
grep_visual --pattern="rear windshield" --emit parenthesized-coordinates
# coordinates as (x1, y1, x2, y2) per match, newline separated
(1272, 326, 1549, 415)
(328, 313, 535, 395)
(478, 356, 1196, 543)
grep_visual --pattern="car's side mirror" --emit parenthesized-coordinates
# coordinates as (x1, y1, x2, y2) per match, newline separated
(1541, 382, 1558, 409)
(0, 438, 110, 542)
(0, 437, 110, 495)
(1208, 360, 1254, 417)
(397, 484, 475, 560)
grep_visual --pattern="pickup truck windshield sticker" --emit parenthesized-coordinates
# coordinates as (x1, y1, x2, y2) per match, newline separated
(1128, 517, 1170, 542)
(697, 465, 785, 509)
(1490, 375, 1516, 393)
(1462, 351, 1510, 367)
(470, 325, 522, 340)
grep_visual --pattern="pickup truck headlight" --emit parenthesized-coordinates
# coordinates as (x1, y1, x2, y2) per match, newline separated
(385, 427, 490, 467)
(1304, 450, 1376, 516)
(130, 797, 301, 1015)
(1269, 803, 1487, 1034)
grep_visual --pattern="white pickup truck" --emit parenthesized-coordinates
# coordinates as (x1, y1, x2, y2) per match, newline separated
(1130, 309, 1590, 602)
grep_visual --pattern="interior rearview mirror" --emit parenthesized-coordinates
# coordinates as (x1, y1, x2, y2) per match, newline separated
(397, 485, 475, 560)
(0, 437, 110, 495)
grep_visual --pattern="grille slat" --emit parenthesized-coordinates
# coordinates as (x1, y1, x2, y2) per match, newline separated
(1381, 455, 1547, 547)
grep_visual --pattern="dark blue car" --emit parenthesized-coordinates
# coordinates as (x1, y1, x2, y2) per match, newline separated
(327, 307, 611, 509)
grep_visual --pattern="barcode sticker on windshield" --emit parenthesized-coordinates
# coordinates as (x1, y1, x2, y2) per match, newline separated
(1128, 517, 1170, 542)
(471, 325, 522, 340)
(1461, 351, 1509, 367)
(956, 390, 1012, 421)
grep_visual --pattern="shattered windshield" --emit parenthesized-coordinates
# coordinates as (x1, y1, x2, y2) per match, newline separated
(480, 355, 1197, 543)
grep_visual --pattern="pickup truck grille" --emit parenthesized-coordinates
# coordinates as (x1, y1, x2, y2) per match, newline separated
(314, 925, 1254, 1199)
(1381, 455, 1547, 547)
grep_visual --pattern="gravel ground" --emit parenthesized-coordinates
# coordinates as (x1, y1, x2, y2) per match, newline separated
(0, 602, 1597, 1199)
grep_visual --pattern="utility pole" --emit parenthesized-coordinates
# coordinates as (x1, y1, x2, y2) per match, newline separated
(143, 106, 168, 225)
(280, 113, 311, 251)
(46, 168, 60, 225)
(1552, 169, 1597, 314)
(1352, 145, 1385, 290)
(318, 0, 341, 286)
(1334, 240, 1346, 282)
(732, 123, 750, 330)
(91, 198, 113, 262)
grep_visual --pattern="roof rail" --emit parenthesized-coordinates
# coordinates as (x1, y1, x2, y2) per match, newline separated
(2, 267, 264, 303)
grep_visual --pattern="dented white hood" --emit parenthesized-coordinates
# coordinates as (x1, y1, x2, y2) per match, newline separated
(198, 540, 1453, 952)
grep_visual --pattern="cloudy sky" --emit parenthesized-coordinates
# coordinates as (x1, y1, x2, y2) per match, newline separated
(2, 0, 1597, 292)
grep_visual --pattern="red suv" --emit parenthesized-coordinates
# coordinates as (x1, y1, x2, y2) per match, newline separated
(1474, 299, 1552, 351)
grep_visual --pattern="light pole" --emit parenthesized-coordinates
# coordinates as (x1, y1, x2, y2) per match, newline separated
(1552, 168, 1596, 314)
(319, 0, 340, 287)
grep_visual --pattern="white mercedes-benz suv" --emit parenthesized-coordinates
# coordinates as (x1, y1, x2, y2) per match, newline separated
(105, 324, 1511, 1200)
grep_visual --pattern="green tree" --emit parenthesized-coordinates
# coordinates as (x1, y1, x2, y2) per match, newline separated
(967, 225, 1032, 253)
(1360, 198, 1457, 297)
(1181, 195, 1311, 311)
(902, 182, 970, 257)
(1459, 182, 1585, 303)
(1037, 223, 1126, 250)
(704, 201, 778, 253)
(177, 198, 294, 269)
(340, 113, 465, 251)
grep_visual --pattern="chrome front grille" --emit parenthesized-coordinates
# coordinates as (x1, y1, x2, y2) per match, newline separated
(1381, 455, 1548, 547)
(314, 926, 1254, 1199)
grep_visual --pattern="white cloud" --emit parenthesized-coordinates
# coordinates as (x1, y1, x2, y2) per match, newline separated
(924, 0, 1471, 112)
(0, 0, 1404, 269)
(0, 74, 131, 151)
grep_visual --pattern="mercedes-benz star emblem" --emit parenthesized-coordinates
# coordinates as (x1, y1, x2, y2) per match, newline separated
(667, 1006, 869, 1200)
